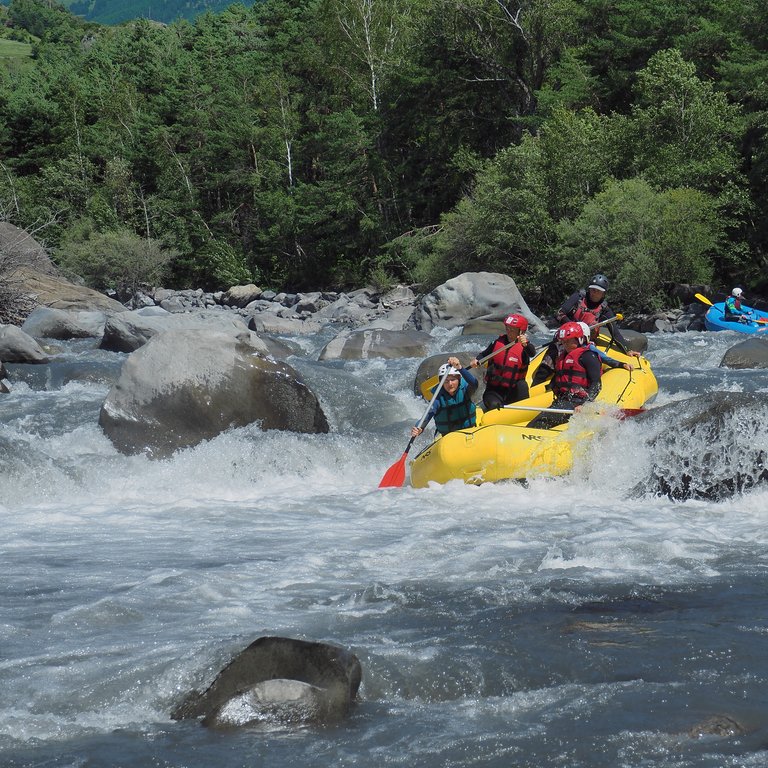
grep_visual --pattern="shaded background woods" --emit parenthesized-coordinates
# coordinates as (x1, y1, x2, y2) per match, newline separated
(0, 0, 767, 314)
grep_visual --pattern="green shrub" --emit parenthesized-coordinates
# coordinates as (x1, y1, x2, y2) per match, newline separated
(57, 226, 176, 295)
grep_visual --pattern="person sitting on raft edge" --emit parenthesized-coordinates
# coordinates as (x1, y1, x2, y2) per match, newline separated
(411, 356, 478, 438)
(527, 321, 602, 431)
(724, 287, 752, 323)
(470, 313, 536, 410)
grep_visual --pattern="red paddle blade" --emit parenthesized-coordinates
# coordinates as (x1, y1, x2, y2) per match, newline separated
(618, 407, 646, 419)
(378, 452, 408, 488)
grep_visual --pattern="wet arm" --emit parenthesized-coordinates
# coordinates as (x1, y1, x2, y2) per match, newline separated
(582, 351, 603, 400)
(557, 292, 580, 322)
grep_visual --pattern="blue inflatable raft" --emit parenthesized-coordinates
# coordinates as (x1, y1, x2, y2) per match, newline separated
(704, 302, 768, 334)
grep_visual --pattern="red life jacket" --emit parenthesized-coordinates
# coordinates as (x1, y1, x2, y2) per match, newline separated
(485, 336, 528, 389)
(553, 345, 592, 399)
(573, 291, 607, 322)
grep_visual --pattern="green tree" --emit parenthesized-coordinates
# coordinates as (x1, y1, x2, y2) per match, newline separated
(625, 48, 744, 192)
(555, 178, 720, 311)
(418, 134, 556, 294)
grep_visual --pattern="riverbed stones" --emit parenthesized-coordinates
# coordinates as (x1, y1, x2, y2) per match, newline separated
(172, 636, 362, 729)
(223, 283, 262, 307)
(99, 328, 328, 457)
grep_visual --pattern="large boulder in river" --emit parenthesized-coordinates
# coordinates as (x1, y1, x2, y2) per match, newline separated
(248, 314, 323, 335)
(172, 636, 361, 729)
(0, 324, 49, 363)
(99, 329, 328, 457)
(22, 306, 107, 340)
(632, 391, 768, 501)
(410, 272, 548, 333)
(101, 308, 252, 353)
(720, 336, 768, 369)
(319, 328, 432, 361)
(101, 308, 295, 358)
(619, 328, 648, 354)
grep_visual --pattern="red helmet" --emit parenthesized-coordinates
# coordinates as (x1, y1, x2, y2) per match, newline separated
(504, 313, 528, 331)
(557, 321, 585, 341)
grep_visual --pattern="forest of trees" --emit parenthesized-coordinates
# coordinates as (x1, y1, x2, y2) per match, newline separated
(1, 0, 767, 313)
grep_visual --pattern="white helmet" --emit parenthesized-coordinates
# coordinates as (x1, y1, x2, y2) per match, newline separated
(732, 287, 743, 297)
(438, 363, 460, 377)
(578, 321, 591, 341)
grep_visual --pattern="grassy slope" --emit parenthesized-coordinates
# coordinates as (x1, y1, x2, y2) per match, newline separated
(0, 38, 32, 58)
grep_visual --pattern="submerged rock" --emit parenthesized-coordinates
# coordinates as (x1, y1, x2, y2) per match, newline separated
(720, 337, 768, 369)
(632, 392, 768, 500)
(686, 714, 746, 739)
(319, 328, 431, 361)
(172, 636, 362, 729)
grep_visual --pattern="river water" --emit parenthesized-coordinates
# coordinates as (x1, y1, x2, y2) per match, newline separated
(2, 326, 768, 767)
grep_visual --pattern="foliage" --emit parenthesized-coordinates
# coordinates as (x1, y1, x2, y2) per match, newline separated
(419, 137, 557, 298)
(56, 225, 176, 295)
(188, 239, 254, 291)
(555, 178, 719, 311)
(0, 0, 767, 311)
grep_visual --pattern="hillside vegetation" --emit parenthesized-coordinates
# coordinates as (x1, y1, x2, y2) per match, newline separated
(1, 0, 767, 313)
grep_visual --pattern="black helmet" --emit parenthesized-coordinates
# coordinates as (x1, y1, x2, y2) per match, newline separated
(588, 274, 609, 292)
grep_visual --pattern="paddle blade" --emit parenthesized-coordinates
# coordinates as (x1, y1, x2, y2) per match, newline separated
(378, 451, 409, 488)
(694, 293, 713, 307)
(420, 375, 438, 401)
(618, 407, 646, 419)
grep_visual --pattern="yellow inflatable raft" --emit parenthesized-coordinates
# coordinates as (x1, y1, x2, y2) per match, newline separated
(410, 337, 657, 487)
